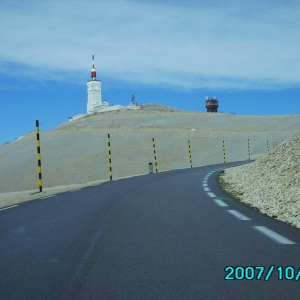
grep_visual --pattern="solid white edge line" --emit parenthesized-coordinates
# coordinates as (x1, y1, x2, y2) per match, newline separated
(0, 205, 18, 211)
(204, 187, 211, 191)
(253, 226, 296, 244)
(227, 210, 251, 221)
(70, 189, 81, 192)
(207, 192, 217, 197)
(40, 196, 53, 199)
(214, 200, 228, 207)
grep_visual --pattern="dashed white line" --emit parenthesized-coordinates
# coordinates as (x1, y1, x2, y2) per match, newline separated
(253, 226, 296, 244)
(0, 205, 18, 211)
(202, 183, 208, 187)
(227, 210, 251, 221)
(214, 200, 228, 207)
(204, 187, 211, 191)
(207, 192, 217, 197)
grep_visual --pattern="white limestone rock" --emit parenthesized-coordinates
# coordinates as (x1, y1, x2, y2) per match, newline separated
(220, 132, 300, 228)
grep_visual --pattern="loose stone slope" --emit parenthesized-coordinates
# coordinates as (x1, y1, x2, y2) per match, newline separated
(220, 132, 300, 228)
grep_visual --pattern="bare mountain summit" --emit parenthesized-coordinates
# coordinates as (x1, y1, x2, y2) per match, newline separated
(1, 104, 300, 215)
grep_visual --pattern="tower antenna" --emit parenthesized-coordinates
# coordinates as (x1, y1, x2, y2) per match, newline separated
(91, 54, 96, 80)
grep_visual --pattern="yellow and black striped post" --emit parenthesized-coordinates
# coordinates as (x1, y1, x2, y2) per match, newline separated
(107, 134, 112, 181)
(152, 138, 158, 172)
(222, 140, 226, 163)
(267, 140, 269, 152)
(36, 120, 43, 192)
(188, 140, 193, 168)
(248, 139, 251, 160)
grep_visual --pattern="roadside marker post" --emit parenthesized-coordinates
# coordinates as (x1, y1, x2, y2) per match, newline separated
(267, 140, 269, 152)
(35, 120, 43, 192)
(248, 139, 251, 160)
(107, 134, 113, 181)
(152, 138, 158, 172)
(188, 140, 193, 168)
(222, 140, 226, 163)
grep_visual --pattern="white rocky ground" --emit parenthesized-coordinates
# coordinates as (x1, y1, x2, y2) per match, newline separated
(220, 132, 300, 228)
(1, 103, 300, 228)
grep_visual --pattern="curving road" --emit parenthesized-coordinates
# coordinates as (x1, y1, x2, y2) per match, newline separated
(1, 160, 300, 299)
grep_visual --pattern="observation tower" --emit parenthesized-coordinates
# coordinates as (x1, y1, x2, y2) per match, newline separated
(205, 96, 218, 112)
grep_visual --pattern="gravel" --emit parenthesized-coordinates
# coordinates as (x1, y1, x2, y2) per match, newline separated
(220, 132, 300, 228)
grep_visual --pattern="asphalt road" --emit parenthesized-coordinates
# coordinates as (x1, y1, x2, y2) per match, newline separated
(1, 160, 300, 299)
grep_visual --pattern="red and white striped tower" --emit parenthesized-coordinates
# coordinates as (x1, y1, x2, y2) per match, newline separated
(87, 54, 102, 113)
(91, 54, 96, 80)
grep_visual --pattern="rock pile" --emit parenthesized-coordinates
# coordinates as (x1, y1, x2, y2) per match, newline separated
(220, 132, 300, 228)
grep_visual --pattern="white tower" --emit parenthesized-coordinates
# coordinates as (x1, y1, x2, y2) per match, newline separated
(87, 55, 102, 114)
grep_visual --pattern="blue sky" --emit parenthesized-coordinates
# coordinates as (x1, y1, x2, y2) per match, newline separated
(1, 0, 300, 145)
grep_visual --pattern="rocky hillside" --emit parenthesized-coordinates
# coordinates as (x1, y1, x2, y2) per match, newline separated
(220, 132, 300, 228)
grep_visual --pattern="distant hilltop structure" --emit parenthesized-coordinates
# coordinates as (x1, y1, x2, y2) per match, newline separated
(87, 54, 103, 114)
(68, 55, 140, 122)
(205, 96, 219, 113)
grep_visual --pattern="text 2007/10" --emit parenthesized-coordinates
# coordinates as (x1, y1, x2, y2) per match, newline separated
(224, 266, 300, 281)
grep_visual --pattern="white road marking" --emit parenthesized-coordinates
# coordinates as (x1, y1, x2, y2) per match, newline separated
(207, 192, 217, 197)
(214, 200, 228, 206)
(253, 226, 296, 244)
(227, 210, 251, 220)
(204, 187, 210, 191)
(202, 183, 208, 187)
(40, 196, 53, 199)
(0, 205, 18, 211)
(70, 189, 81, 192)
